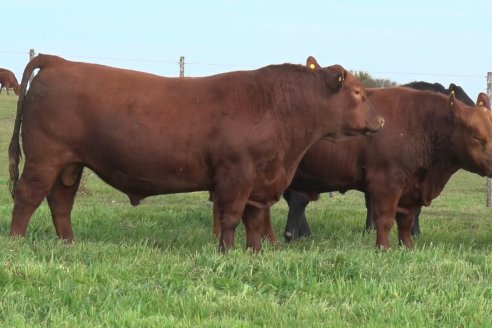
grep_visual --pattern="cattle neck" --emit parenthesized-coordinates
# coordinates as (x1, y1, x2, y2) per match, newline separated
(259, 65, 331, 161)
(401, 90, 458, 167)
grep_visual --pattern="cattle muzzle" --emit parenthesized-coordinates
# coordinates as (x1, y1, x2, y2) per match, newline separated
(364, 116, 385, 136)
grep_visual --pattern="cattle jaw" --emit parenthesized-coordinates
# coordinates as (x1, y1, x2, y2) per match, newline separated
(363, 123, 385, 136)
(325, 119, 384, 142)
(364, 115, 385, 135)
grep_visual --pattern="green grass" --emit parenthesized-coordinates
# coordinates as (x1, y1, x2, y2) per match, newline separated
(1, 92, 492, 327)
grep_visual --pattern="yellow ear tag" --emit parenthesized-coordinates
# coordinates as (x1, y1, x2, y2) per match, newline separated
(338, 76, 342, 82)
(479, 101, 484, 106)
(309, 63, 316, 69)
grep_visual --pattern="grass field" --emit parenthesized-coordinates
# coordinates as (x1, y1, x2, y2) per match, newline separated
(1, 92, 492, 327)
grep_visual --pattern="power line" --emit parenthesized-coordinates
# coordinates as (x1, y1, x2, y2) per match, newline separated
(362, 70, 484, 79)
(0, 50, 29, 55)
(0, 49, 487, 79)
(186, 61, 257, 69)
(0, 50, 179, 65)
(61, 54, 178, 65)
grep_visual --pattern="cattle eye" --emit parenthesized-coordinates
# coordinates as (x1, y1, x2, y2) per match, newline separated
(354, 89, 361, 96)
(473, 136, 486, 147)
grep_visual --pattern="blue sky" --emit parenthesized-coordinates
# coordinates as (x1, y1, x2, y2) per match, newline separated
(2, 0, 490, 98)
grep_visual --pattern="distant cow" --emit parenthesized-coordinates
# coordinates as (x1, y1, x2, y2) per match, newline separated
(362, 81, 476, 236)
(267, 87, 491, 249)
(0, 68, 20, 95)
(8, 54, 383, 252)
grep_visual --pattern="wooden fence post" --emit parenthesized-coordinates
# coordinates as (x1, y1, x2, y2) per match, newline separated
(29, 49, 35, 83)
(487, 72, 492, 207)
(179, 56, 185, 77)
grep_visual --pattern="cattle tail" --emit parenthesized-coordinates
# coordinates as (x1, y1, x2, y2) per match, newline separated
(8, 55, 55, 198)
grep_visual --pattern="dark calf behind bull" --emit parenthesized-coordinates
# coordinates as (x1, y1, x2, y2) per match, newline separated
(8, 54, 383, 251)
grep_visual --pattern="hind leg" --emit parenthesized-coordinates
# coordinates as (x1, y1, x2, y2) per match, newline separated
(47, 164, 84, 242)
(212, 194, 221, 237)
(411, 207, 422, 237)
(10, 163, 59, 237)
(284, 190, 312, 242)
(364, 193, 375, 233)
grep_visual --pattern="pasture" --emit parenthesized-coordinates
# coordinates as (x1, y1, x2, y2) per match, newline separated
(1, 92, 492, 327)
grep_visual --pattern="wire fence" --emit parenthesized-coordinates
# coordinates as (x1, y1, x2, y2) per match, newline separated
(1, 49, 486, 80)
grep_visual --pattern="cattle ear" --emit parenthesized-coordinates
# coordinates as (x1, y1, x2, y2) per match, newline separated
(448, 91, 456, 108)
(333, 67, 347, 90)
(324, 65, 347, 90)
(448, 83, 458, 95)
(476, 93, 491, 110)
(306, 56, 321, 70)
(336, 71, 348, 89)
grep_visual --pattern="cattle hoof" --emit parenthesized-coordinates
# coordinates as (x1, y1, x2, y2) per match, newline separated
(285, 231, 293, 242)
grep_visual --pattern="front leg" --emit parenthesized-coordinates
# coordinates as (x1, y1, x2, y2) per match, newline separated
(213, 164, 256, 252)
(241, 205, 266, 252)
(370, 190, 402, 250)
(395, 208, 418, 249)
(258, 207, 276, 244)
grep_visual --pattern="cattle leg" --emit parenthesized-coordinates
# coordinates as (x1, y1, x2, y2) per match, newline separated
(370, 192, 400, 250)
(215, 200, 246, 252)
(260, 207, 276, 243)
(283, 189, 312, 242)
(411, 207, 422, 237)
(212, 193, 276, 244)
(241, 205, 266, 252)
(395, 210, 415, 249)
(10, 165, 58, 237)
(47, 165, 84, 242)
(213, 173, 254, 252)
(212, 199, 221, 237)
(364, 193, 375, 233)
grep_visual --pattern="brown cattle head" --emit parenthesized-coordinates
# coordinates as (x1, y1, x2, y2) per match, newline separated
(13, 84, 20, 96)
(451, 92, 492, 177)
(307, 57, 384, 141)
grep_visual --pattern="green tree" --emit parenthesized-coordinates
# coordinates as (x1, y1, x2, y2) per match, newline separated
(352, 71, 397, 88)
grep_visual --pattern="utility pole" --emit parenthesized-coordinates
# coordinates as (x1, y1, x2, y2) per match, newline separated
(179, 56, 185, 77)
(487, 72, 492, 207)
